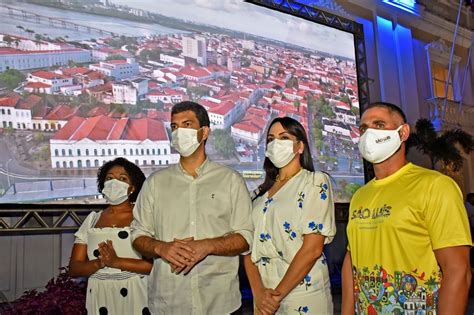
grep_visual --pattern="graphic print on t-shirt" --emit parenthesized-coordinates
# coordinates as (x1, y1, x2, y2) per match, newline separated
(350, 204, 392, 221)
(347, 163, 472, 315)
(353, 265, 441, 315)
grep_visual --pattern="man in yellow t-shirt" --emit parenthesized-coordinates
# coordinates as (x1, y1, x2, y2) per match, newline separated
(341, 102, 472, 315)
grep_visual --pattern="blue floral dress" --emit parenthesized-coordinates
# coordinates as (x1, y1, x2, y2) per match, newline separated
(250, 170, 336, 314)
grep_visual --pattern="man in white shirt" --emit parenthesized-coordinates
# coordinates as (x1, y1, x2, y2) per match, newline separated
(131, 101, 253, 315)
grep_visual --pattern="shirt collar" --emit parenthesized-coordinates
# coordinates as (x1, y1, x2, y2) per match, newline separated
(371, 162, 413, 186)
(177, 158, 210, 178)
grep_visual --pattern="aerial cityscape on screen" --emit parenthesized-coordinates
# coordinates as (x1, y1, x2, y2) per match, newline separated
(0, 0, 363, 203)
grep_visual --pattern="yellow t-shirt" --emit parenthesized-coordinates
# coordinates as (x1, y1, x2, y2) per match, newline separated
(347, 163, 471, 314)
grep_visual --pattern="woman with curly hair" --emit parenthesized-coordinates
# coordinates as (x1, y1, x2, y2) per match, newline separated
(69, 158, 152, 315)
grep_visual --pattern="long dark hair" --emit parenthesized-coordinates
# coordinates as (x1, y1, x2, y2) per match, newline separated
(97, 157, 146, 202)
(254, 117, 314, 200)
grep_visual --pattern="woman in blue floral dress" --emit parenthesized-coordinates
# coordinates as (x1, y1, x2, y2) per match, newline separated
(244, 117, 336, 315)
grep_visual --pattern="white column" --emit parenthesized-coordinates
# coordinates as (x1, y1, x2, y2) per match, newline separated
(394, 23, 421, 123)
(374, 15, 402, 105)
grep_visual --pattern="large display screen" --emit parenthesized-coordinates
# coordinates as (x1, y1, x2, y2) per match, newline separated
(0, 0, 364, 203)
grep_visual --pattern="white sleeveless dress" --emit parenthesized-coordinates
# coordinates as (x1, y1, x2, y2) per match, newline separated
(74, 211, 150, 315)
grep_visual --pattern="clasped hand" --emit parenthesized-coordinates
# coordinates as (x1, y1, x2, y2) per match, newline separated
(154, 237, 211, 275)
(255, 288, 282, 315)
(97, 240, 119, 268)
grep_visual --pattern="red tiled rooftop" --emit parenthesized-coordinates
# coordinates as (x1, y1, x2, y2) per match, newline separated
(87, 83, 112, 93)
(148, 88, 186, 96)
(179, 66, 212, 78)
(44, 104, 77, 120)
(259, 83, 275, 89)
(233, 122, 260, 133)
(30, 70, 68, 80)
(17, 95, 42, 110)
(272, 103, 299, 114)
(147, 109, 171, 121)
(163, 88, 185, 95)
(125, 118, 168, 141)
(103, 59, 128, 65)
(84, 71, 104, 80)
(51, 116, 85, 140)
(335, 101, 351, 110)
(244, 115, 267, 130)
(25, 82, 52, 89)
(108, 118, 129, 140)
(32, 104, 50, 118)
(70, 115, 116, 141)
(208, 100, 235, 116)
(219, 93, 241, 103)
(199, 99, 220, 110)
(239, 91, 251, 98)
(53, 116, 168, 141)
(61, 67, 90, 75)
(148, 81, 159, 89)
(247, 107, 269, 116)
(147, 91, 165, 96)
(283, 88, 298, 94)
(0, 94, 21, 107)
(206, 65, 227, 73)
(132, 113, 147, 119)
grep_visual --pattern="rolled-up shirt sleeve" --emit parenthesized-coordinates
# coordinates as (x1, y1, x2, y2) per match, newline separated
(229, 172, 254, 255)
(131, 177, 156, 242)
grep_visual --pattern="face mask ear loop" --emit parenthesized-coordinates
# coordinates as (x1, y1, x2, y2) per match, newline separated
(199, 126, 210, 144)
(198, 127, 204, 144)
(397, 124, 405, 141)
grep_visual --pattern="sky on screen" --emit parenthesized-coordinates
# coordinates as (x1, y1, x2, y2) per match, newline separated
(112, 0, 356, 59)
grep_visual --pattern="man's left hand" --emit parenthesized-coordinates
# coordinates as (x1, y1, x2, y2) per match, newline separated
(175, 239, 212, 275)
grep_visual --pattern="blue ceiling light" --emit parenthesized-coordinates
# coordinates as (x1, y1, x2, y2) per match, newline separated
(382, 0, 420, 15)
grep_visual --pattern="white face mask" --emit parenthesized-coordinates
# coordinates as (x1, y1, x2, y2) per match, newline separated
(358, 126, 403, 164)
(171, 128, 202, 157)
(265, 139, 297, 168)
(102, 179, 130, 205)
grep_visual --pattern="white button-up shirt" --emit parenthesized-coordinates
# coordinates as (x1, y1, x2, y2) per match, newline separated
(131, 159, 253, 315)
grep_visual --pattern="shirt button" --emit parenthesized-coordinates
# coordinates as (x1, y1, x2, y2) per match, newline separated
(190, 221, 195, 225)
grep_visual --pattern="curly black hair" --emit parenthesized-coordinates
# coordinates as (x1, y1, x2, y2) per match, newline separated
(97, 157, 146, 202)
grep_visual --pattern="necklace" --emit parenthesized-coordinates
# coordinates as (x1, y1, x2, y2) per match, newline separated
(275, 168, 302, 182)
